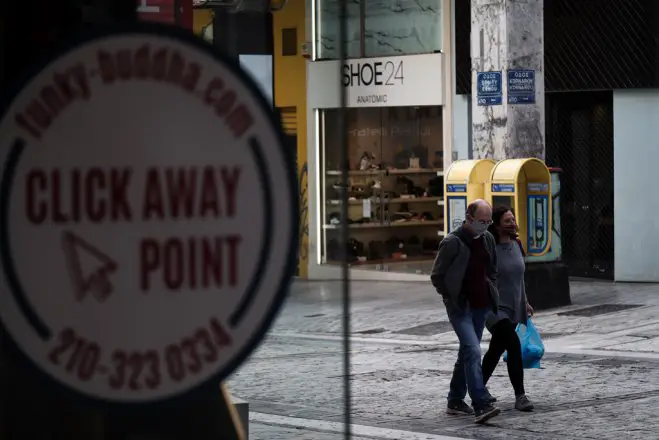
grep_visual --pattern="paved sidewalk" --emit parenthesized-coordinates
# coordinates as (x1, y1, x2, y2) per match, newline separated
(234, 279, 659, 439)
(251, 413, 470, 440)
(270, 279, 659, 356)
(250, 422, 375, 440)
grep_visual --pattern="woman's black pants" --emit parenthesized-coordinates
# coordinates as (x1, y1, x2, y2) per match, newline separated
(482, 318, 525, 396)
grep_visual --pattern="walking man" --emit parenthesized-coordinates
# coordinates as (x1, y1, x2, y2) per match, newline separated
(431, 199, 501, 423)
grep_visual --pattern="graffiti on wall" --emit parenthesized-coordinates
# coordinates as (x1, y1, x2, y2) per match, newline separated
(549, 171, 563, 259)
(298, 162, 309, 270)
(528, 171, 562, 263)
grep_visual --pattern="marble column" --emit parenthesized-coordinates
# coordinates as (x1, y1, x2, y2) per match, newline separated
(470, 0, 544, 160)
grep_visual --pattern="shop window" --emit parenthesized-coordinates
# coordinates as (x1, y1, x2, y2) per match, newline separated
(319, 106, 444, 275)
(314, 0, 442, 60)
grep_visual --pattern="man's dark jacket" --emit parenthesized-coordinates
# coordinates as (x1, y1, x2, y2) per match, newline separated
(430, 225, 499, 313)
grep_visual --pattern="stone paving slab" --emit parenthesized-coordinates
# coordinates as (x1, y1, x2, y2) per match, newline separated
(234, 280, 659, 439)
(252, 413, 476, 440)
(230, 336, 659, 439)
(272, 281, 659, 354)
(250, 422, 374, 440)
(453, 396, 659, 440)
(604, 338, 659, 353)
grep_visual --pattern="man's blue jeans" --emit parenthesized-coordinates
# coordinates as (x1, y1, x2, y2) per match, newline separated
(446, 303, 488, 409)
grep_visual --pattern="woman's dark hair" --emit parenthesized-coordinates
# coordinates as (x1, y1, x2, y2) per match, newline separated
(488, 206, 515, 244)
(488, 206, 526, 256)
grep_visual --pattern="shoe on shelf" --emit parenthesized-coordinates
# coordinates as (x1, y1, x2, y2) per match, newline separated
(515, 394, 534, 412)
(474, 404, 501, 424)
(446, 400, 474, 416)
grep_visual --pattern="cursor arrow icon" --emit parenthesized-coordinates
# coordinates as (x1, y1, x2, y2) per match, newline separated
(62, 231, 118, 303)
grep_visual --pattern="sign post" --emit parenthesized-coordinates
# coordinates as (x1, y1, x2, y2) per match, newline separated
(0, 24, 297, 439)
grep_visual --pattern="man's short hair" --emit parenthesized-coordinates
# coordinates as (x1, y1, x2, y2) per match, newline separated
(466, 201, 480, 217)
(466, 199, 490, 217)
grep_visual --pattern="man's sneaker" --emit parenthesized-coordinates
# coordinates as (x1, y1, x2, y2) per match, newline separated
(515, 394, 534, 412)
(484, 388, 497, 403)
(474, 404, 501, 424)
(446, 400, 474, 416)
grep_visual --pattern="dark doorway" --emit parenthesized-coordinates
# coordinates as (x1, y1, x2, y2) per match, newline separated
(545, 91, 614, 279)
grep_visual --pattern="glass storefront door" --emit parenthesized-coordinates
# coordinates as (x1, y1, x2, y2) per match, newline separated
(320, 105, 444, 275)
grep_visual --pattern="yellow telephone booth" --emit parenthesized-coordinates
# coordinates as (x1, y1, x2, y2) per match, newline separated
(444, 159, 496, 235)
(486, 158, 552, 256)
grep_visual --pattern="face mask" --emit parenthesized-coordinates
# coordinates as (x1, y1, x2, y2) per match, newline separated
(470, 221, 489, 236)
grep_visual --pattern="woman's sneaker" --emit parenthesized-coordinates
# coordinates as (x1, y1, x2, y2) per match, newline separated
(474, 404, 501, 424)
(446, 400, 474, 416)
(515, 394, 534, 412)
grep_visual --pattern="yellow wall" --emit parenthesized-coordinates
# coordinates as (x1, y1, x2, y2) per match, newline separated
(193, 5, 308, 277)
(273, 0, 308, 278)
(193, 9, 213, 41)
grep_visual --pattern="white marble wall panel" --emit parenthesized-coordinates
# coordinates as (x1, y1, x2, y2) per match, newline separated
(471, 0, 544, 160)
(364, 0, 442, 56)
(316, 0, 362, 59)
(316, 0, 442, 59)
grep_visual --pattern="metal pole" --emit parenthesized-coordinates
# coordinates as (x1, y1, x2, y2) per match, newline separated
(337, 0, 351, 437)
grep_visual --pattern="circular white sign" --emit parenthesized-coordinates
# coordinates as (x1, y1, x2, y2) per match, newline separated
(0, 26, 297, 404)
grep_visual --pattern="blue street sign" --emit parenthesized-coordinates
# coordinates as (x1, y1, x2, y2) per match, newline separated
(491, 183, 515, 193)
(447, 184, 467, 193)
(477, 71, 502, 106)
(507, 69, 536, 104)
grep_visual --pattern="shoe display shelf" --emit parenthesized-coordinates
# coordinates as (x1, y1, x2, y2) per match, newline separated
(323, 167, 445, 269)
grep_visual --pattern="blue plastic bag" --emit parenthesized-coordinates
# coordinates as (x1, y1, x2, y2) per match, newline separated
(502, 318, 545, 369)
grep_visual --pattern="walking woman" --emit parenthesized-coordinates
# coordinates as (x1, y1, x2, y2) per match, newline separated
(483, 206, 535, 411)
